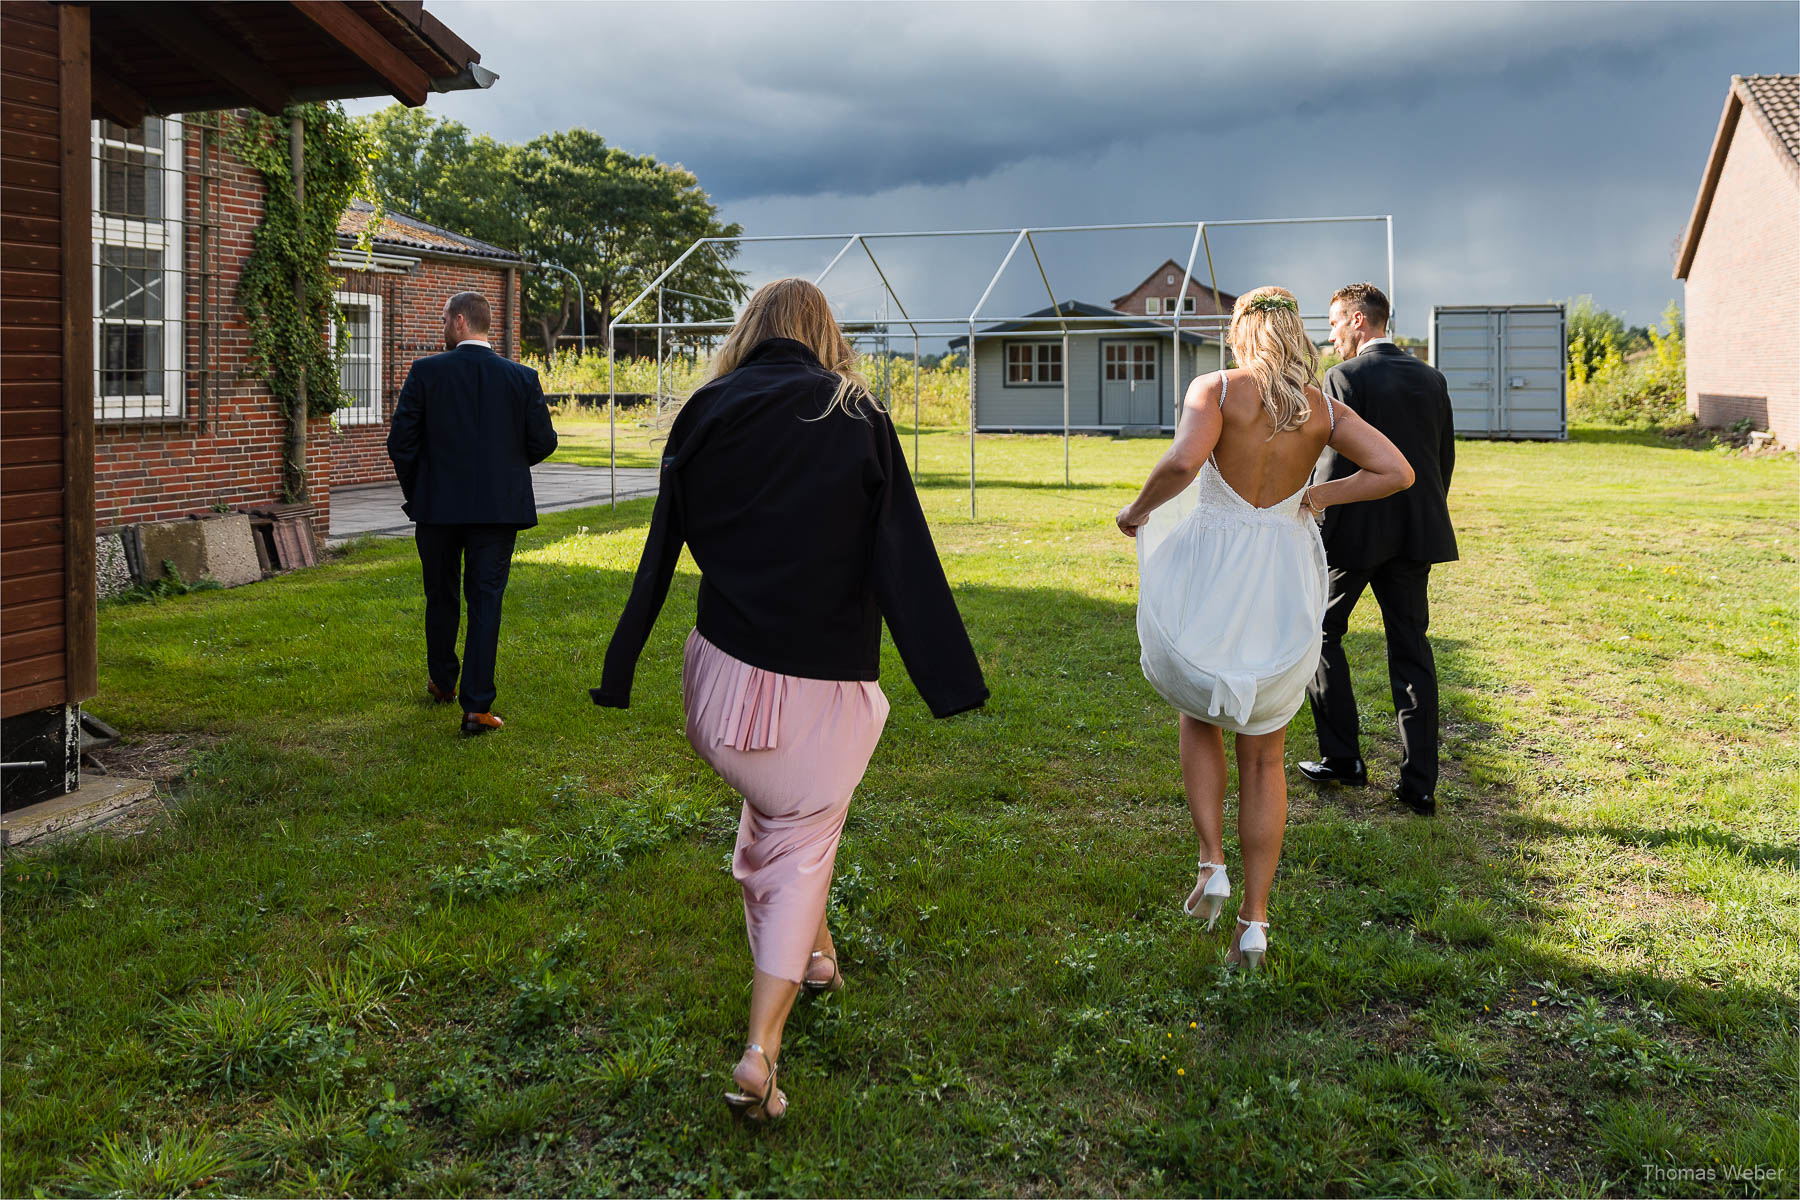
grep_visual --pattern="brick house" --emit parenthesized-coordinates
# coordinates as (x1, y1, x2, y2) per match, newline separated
(1, 0, 492, 812)
(90, 129, 524, 533)
(1111, 259, 1238, 321)
(325, 199, 525, 489)
(1674, 74, 1800, 446)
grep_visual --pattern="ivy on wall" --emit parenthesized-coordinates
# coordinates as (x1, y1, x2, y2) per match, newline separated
(233, 103, 381, 496)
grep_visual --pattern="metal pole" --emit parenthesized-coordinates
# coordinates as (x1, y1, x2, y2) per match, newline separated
(967, 326, 977, 519)
(912, 334, 920, 471)
(656, 287, 664, 419)
(1385, 215, 1396, 332)
(607, 344, 616, 507)
(1063, 330, 1070, 486)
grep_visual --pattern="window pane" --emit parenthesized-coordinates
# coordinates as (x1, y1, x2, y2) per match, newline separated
(99, 246, 163, 319)
(100, 323, 162, 397)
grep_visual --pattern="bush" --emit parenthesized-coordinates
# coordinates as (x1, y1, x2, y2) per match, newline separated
(524, 351, 973, 429)
(1568, 301, 1686, 428)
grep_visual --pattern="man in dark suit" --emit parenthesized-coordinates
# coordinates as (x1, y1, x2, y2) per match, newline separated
(1301, 283, 1458, 814)
(387, 291, 558, 735)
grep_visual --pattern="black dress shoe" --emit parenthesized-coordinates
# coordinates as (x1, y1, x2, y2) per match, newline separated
(1297, 757, 1368, 786)
(1393, 784, 1436, 816)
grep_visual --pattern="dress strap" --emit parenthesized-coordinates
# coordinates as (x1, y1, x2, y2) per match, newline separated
(1218, 369, 1228, 409)
(1325, 392, 1336, 433)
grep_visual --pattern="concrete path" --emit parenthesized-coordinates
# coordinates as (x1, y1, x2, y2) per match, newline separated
(328, 463, 660, 541)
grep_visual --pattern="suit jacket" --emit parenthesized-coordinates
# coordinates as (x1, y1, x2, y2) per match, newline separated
(387, 343, 558, 528)
(1313, 342, 1458, 569)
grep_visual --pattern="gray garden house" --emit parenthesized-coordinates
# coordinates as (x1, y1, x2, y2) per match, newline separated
(950, 301, 1224, 434)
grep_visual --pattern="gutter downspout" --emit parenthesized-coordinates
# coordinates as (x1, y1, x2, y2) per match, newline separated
(286, 111, 308, 504)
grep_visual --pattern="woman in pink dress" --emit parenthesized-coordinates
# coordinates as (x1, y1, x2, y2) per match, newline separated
(595, 278, 987, 1120)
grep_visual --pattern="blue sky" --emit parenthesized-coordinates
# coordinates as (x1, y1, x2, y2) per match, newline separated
(355, 1, 1798, 338)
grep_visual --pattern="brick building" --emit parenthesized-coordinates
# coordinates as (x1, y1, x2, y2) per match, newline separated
(91, 130, 525, 532)
(1111, 259, 1238, 322)
(2, 1, 491, 811)
(1674, 75, 1800, 447)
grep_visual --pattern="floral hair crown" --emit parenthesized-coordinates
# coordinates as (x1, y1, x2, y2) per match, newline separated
(1245, 293, 1299, 314)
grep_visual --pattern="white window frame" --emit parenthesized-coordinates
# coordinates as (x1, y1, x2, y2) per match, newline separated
(1145, 296, 1161, 315)
(329, 291, 384, 425)
(91, 116, 183, 420)
(1165, 273, 1175, 285)
(1182, 295, 1196, 314)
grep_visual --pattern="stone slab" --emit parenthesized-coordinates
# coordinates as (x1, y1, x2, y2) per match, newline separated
(96, 531, 131, 598)
(132, 514, 262, 587)
(1, 775, 156, 847)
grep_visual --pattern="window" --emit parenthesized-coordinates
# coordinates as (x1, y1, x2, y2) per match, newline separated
(1104, 343, 1157, 382)
(1005, 341, 1061, 385)
(1182, 296, 1196, 314)
(1145, 297, 1161, 315)
(92, 117, 183, 419)
(330, 292, 384, 424)
(1165, 273, 1175, 285)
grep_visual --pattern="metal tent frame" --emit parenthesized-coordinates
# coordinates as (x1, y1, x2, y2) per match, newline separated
(604, 215, 1393, 517)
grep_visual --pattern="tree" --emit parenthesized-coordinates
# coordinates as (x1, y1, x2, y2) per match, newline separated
(354, 108, 746, 356)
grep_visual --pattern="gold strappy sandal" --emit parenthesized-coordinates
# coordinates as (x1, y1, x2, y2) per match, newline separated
(802, 950, 844, 995)
(723, 1043, 785, 1121)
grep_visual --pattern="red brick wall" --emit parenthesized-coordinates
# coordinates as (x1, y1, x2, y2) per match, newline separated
(94, 112, 340, 534)
(1683, 109, 1800, 447)
(329, 257, 521, 489)
(1111, 263, 1235, 320)
(94, 111, 526, 529)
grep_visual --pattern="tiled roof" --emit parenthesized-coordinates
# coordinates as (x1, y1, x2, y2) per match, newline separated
(1740, 74, 1800, 168)
(1674, 75, 1800, 279)
(336, 198, 524, 263)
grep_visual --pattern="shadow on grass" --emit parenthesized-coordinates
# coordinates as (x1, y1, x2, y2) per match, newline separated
(10, 504, 1792, 1197)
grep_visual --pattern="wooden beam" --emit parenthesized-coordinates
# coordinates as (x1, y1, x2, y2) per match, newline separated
(88, 44, 146, 126)
(292, 1, 430, 107)
(116, 5, 290, 116)
(59, 3, 97, 705)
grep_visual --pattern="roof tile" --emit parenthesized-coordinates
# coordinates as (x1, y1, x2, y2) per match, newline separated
(1739, 74, 1800, 168)
(336, 198, 524, 263)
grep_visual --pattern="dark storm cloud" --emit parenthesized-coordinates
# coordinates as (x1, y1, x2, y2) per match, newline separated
(359, 1, 1798, 334)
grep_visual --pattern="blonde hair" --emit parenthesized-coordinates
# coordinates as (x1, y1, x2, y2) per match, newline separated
(1227, 285, 1319, 436)
(710, 278, 875, 419)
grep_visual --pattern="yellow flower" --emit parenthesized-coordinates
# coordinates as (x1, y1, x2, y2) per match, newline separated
(1177, 1068, 1185, 1076)
(1531, 999, 1538, 1007)
(1189, 1021, 1197, 1029)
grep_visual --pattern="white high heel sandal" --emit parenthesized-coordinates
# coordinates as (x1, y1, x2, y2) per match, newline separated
(1232, 917, 1269, 971)
(1182, 860, 1231, 931)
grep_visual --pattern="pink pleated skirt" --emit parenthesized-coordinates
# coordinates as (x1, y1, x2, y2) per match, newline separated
(681, 629, 889, 983)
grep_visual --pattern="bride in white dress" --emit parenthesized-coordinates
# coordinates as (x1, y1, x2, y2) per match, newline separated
(1116, 286, 1414, 968)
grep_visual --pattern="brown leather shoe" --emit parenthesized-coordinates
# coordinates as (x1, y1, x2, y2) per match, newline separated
(460, 711, 504, 736)
(426, 679, 455, 704)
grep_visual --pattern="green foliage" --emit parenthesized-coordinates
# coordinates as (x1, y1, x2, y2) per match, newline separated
(110, 561, 223, 606)
(1568, 300, 1687, 428)
(354, 106, 747, 354)
(528, 352, 975, 427)
(234, 105, 380, 424)
(62, 1130, 239, 1198)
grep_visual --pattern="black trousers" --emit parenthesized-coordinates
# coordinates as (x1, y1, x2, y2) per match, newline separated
(1307, 557, 1439, 795)
(415, 524, 517, 714)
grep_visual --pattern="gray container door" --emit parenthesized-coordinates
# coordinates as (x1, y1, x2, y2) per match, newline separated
(1496, 307, 1566, 437)
(1435, 309, 1500, 435)
(1101, 339, 1160, 427)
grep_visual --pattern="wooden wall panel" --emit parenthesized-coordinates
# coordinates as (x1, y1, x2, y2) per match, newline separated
(0, 0, 72, 719)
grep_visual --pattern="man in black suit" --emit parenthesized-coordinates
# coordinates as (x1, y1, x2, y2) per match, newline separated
(1301, 283, 1458, 814)
(387, 291, 558, 735)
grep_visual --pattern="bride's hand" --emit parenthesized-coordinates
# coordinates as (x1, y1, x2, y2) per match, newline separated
(1116, 506, 1145, 537)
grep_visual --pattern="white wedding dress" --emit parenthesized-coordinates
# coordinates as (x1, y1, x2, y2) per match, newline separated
(1135, 372, 1331, 735)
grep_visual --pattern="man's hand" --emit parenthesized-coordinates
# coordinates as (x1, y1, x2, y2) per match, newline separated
(1116, 506, 1145, 538)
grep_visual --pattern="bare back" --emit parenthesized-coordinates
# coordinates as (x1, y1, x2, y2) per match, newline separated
(1209, 368, 1333, 508)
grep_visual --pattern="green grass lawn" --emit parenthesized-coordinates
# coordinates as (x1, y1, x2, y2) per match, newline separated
(4, 427, 1795, 1197)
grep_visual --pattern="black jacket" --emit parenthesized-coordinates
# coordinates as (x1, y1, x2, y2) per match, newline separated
(387, 343, 559, 528)
(1313, 342, 1459, 569)
(593, 338, 988, 718)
